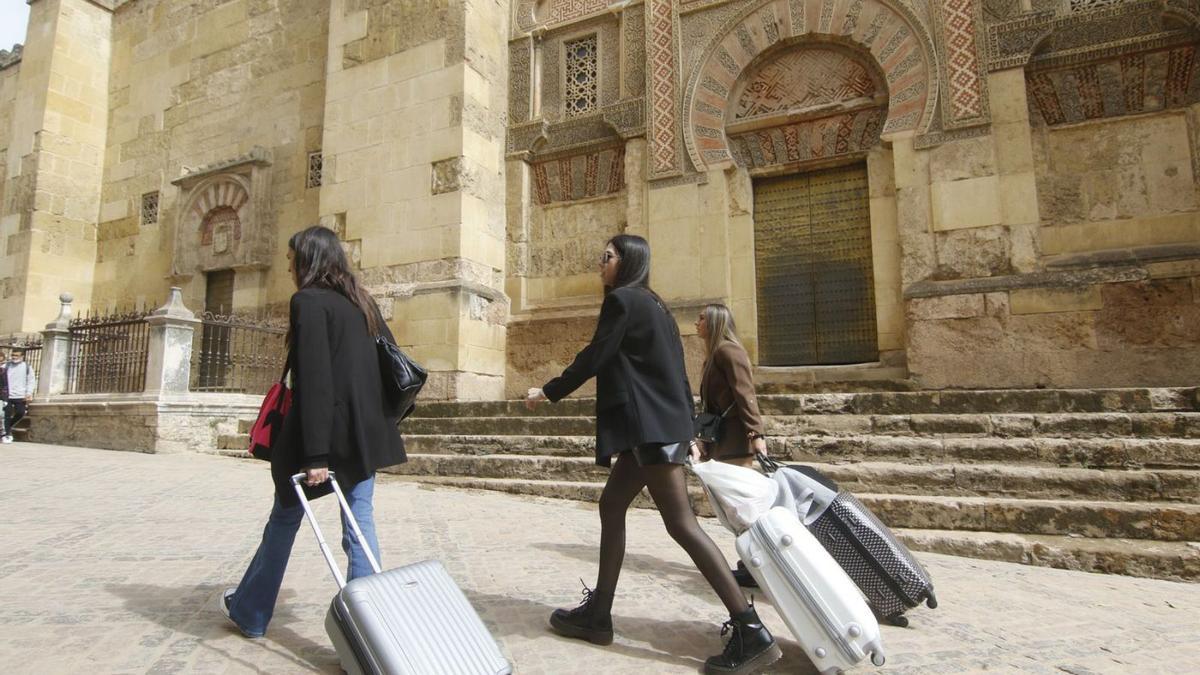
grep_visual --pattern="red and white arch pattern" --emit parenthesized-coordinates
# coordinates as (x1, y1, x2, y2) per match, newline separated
(684, 0, 936, 171)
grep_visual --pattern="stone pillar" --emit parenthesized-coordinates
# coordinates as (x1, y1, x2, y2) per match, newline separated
(319, 0, 510, 400)
(144, 288, 200, 397)
(0, 0, 112, 334)
(36, 293, 74, 398)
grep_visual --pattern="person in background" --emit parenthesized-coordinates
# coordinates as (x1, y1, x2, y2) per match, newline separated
(3, 348, 36, 444)
(694, 304, 768, 588)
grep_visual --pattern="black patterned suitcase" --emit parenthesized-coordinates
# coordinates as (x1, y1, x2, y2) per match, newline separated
(759, 457, 938, 627)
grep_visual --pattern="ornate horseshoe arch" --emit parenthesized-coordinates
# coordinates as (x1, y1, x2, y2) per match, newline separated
(683, 0, 939, 171)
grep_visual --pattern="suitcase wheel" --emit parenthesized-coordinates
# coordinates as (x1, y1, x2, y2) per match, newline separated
(887, 614, 909, 628)
(926, 593, 938, 609)
(871, 652, 886, 667)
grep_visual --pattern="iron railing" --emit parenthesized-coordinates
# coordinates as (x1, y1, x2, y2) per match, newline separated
(67, 309, 153, 394)
(191, 312, 287, 394)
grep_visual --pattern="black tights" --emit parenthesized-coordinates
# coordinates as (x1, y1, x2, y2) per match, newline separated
(592, 452, 748, 617)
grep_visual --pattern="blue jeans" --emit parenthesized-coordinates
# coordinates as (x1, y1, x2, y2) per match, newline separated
(227, 475, 380, 637)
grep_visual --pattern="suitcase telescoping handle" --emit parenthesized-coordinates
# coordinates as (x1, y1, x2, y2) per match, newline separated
(290, 472, 384, 589)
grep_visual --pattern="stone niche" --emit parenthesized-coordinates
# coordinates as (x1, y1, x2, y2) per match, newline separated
(169, 147, 274, 278)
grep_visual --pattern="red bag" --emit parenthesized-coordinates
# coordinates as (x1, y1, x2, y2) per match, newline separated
(249, 359, 291, 460)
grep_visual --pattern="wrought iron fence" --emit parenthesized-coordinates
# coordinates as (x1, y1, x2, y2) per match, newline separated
(0, 337, 43, 388)
(67, 309, 153, 394)
(191, 312, 287, 394)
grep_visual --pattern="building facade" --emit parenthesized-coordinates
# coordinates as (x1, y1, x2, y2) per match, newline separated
(1, 0, 1198, 401)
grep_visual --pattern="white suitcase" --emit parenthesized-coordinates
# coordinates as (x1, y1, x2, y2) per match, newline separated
(736, 506, 886, 675)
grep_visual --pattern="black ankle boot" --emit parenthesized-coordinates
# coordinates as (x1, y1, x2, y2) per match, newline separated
(549, 583, 614, 646)
(704, 605, 782, 675)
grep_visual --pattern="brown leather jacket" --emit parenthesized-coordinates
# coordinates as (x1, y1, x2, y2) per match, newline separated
(699, 341, 763, 459)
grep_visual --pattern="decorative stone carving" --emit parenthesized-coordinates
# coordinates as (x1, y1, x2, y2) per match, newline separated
(934, 0, 992, 127)
(170, 147, 273, 278)
(683, 0, 939, 172)
(647, 0, 682, 176)
(532, 145, 626, 203)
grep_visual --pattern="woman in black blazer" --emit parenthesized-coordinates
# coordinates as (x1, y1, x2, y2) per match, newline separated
(526, 234, 780, 675)
(219, 225, 406, 639)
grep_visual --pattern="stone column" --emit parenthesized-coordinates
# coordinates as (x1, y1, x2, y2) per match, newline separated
(144, 288, 200, 397)
(37, 293, 74, 398)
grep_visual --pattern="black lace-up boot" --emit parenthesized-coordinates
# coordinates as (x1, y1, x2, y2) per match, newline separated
(549, 583, 614, 646)
(703, 604, 781, 675)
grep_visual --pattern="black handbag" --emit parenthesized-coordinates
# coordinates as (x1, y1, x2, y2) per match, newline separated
(693, 402, 734, 444)
(376, 336, 427, 421)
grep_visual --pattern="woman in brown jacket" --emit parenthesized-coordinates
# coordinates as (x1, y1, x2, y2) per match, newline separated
(695, 303, 767, 467)
(695, 303, 768, 588)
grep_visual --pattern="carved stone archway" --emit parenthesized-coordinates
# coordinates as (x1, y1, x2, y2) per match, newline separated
(170, 148, 273, 278)
(684, 0, 938, 172)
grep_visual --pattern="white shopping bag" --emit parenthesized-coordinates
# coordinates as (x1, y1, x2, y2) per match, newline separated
(689, 460, 779, 534)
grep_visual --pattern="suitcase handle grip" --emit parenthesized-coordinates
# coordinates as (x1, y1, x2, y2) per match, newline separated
(290, 472, 384, 589)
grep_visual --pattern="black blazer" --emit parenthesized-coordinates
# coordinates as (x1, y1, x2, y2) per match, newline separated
(542, 286, 694, 466)
(272, 287, 406, 505)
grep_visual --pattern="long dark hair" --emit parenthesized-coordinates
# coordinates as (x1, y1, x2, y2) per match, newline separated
(606, 234, 653, 293)
(605, 233, 675, 323)
(288, 225, 382, 336)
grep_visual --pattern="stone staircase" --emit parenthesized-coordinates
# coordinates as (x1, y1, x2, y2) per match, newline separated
(386, 387, 1200, 582)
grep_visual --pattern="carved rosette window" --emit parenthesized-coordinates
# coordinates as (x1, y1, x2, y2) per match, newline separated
(564, 35, 598, 118)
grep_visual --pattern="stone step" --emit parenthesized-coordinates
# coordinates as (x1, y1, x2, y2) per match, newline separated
(403, 412, 1200, 439)
(401, 433, 1200, 469)
(784, 435, 1200, 469)
(384, 472, 1200, 541)
(404, 416, 596, 436)
(217, 434, 248, 451)
(894, 529, 1200, 583)
(411, 387, 1200, 418)
(391, 454, 1200, 503)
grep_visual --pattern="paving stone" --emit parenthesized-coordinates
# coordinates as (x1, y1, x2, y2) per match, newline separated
(4, 443, 1200, 674)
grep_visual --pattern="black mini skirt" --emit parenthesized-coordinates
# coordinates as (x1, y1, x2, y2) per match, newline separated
(624, 442, 688, 467)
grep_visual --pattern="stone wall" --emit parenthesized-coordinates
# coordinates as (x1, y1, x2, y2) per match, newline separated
(906, 271, 1200, 389)
(1033, 110, 1200, 257)
(28, 394, 260, 453)
(96, 0, 329, 313)
(321, 0, 509, 400)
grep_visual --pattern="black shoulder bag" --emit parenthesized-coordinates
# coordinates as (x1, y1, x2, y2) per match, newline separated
(373, 307, 428, 421)
(692, 359, 734, 443)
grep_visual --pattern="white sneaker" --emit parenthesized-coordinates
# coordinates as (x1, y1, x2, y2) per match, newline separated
(0, 436, 11, 444)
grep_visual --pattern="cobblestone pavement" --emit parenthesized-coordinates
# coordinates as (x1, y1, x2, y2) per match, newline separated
(2, 443, 1199, 674)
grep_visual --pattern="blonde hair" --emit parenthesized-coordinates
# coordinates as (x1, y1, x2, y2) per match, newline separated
(701, 303, 744, 371)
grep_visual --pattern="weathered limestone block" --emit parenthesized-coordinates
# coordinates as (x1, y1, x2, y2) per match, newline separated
(934, 225, 1012, 278)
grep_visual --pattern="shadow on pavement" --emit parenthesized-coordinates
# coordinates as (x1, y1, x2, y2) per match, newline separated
(534, 541, 723, 599)
(106, 582, 337, 673)
(465, 589, 816, 673)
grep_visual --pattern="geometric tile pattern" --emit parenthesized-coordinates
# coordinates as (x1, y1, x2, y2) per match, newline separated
(728, 108, 885, 169)
(684, 0, 933, 171)
(734, 48, 879, 120)
(1026, 44, 1200, 126)
(564, 35, 599, 118)
(543, 0, 610, 25)
(531, 146, 626, 205)
(647, 0, 679, 175)
(941, 0, 986, 122)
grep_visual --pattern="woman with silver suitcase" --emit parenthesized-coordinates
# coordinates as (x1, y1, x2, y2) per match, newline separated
(218, 225, 408, 639)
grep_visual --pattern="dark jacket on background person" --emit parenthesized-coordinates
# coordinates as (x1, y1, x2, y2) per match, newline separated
(542, 286, 694, 466)
(272, 287, 406, 505)
(700, 342, 765, 460)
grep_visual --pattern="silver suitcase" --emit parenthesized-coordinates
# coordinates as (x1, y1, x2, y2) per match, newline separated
(292, 473, 512, 675)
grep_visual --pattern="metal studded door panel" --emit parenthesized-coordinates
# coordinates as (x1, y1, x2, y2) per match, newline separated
(753, 165, 878, 366)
